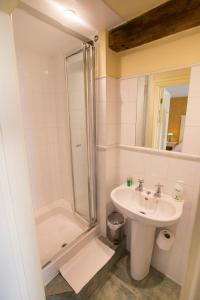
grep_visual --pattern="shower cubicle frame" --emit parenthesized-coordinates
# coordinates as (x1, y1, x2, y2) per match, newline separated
(17, 5, 97, 229)
(65, 43, 97, 228)
(14, 3, 98, 278)
(18, 0, 98, 229)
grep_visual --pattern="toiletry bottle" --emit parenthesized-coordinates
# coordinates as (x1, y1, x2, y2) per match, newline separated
(127, 177, 133, 187)
(173, 180, 184, 201)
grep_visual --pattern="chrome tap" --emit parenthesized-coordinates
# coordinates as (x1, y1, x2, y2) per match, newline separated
(136, 179, 144, 192)
(154, 184, 163, 198)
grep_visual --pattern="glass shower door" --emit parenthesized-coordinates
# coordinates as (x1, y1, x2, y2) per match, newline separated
(66, 44, 96, 225)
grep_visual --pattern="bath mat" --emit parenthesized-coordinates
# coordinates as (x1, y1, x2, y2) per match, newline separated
(59, 237, 114, 293)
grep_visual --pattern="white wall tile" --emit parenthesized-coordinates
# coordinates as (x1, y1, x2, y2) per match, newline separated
(120, 77, 138, 101)
(185, 97, 200, 126)
(120, 124, 136, 145)
(121, 101, 136, 124)
(96, 77, 106, 102)
(96, 100, 107, 125)
(183, 66, 200, 154)
(182, 125, 200, 155)
(96, 74, 200, 286)
(96, 150, 107, 236)
(106, 101, 120, 125)
(106, 124, 118, 145)
(119, 77, 140, 145)
(16, 49, 73, 210)
(188, 65, 200, 97)
(96, 78, 107, 146)
(135, 76, 146, 146)
(96, 77, 121, 146)
(107, 77, 119, 101)
(118, 148, 200, 284)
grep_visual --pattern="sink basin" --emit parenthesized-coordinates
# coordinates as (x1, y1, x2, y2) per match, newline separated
(111, 185, 183, 227)
(111, 184, 183, 281)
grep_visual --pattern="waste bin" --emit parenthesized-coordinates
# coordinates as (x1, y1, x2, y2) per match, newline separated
(107, 211, 125, 245)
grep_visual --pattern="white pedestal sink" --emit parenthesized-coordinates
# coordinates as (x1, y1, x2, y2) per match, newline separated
(111, 184, 183, 280)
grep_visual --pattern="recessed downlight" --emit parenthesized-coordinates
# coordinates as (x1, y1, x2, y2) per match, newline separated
(63, 9, 76, 18)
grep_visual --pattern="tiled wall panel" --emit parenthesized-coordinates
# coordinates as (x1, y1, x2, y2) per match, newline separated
(16, 48, 73, 210)
(119, 149, 200, 284)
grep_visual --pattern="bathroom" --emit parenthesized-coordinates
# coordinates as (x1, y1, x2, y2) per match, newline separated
(0, 1, 200, 300)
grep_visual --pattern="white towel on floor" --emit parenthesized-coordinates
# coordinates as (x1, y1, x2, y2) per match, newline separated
(60, 238, 114, 293)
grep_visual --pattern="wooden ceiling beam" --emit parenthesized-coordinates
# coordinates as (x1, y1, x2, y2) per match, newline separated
(109, 0, 200, 52)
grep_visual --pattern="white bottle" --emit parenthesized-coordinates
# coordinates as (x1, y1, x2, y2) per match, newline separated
(173, 180, 184, 201)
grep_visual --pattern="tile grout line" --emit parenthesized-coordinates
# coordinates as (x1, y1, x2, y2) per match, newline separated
(111, 272, 142, 299)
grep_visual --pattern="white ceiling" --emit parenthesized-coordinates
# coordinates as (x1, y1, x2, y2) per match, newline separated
(102, 0, 169, 20)
(12, 8, 82, 56)
(13, 0, 170, 55)
(20, 0, 123, 39)
(54, 0, 123, 30)
(17, 0, 170, 41)
(166, 85, 189, 98)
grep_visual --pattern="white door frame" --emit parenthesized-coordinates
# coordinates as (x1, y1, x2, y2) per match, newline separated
(0, 10, 45, 300)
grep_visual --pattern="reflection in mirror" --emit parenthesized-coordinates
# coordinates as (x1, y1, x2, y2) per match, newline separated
(134, 67, 200, 155)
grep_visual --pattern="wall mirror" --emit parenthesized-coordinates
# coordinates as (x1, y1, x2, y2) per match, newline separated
(135, 66, 200, 156)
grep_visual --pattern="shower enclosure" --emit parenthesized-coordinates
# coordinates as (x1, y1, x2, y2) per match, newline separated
(66, 44, 96, 226)
(12, 8, 97, 282)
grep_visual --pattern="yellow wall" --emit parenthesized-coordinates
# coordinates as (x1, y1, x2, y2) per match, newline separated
(120, 27, 200, 77)
(0, 0, 19, 14)
(96, 30, 107, 78)
(97, 27, 200, 79)
(96, 30, 120, 78)
(152, 68, 191, 84)
(107, 47, 120, 78)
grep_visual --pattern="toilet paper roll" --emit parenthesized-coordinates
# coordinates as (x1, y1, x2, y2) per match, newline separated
(156, 229, 175, 251)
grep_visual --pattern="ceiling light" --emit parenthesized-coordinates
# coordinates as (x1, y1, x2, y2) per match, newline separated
(63, 9, 86, 25)
(63, 9, 76, 19)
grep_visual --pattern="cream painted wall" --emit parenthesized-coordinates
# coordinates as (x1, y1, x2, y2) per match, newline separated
(0, 0, 19, 14)
(96, 31, 107, 78)
(0, 10, 45, 300)
(107, 48, 120, 78)
(96, 30, 120, 78)
(97, 27, 200, 79)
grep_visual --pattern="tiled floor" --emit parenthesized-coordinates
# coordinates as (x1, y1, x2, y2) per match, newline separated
(89, 255, 181, 300)
(46, 254, 181, 300)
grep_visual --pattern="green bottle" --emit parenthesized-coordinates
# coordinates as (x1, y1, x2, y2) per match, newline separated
(127, 177, 133, 187)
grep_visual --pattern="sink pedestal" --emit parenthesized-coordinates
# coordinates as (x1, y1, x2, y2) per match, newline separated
(130, 220, 156, 280)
